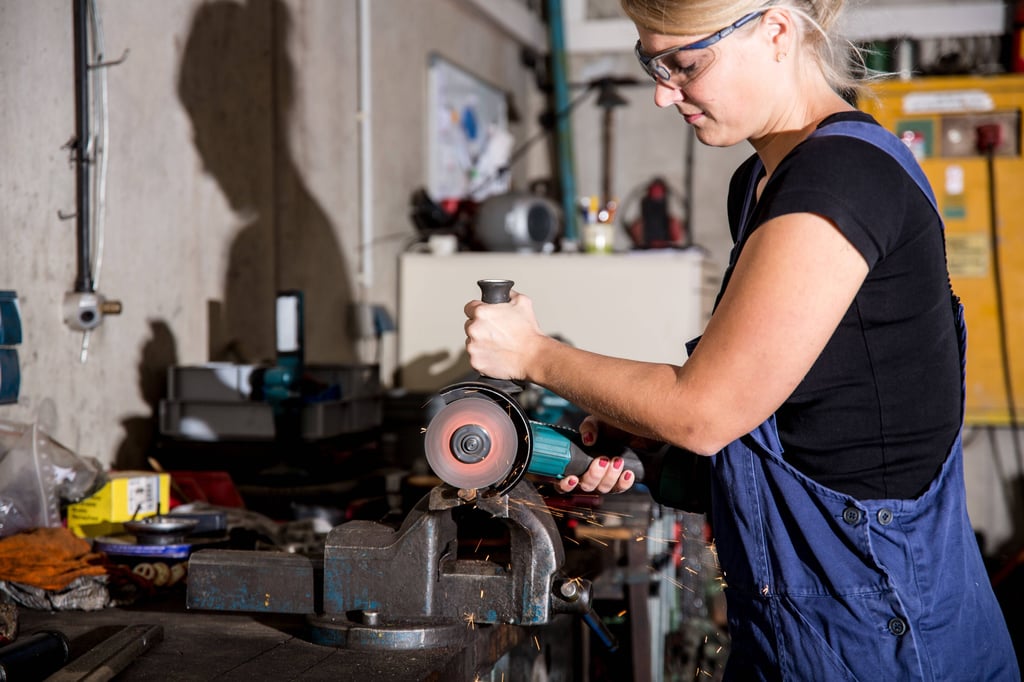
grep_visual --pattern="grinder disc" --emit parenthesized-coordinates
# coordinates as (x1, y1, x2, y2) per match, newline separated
(424, 395, 520, 490)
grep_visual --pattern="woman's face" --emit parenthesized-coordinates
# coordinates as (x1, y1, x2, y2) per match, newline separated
(636, 12, 778, 148)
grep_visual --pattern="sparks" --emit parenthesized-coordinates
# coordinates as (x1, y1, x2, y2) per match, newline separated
(642, 534, 675, 545)
(667, 576, 695, 593)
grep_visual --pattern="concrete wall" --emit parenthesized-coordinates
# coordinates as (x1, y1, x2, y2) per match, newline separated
(0, 0, 546, 470)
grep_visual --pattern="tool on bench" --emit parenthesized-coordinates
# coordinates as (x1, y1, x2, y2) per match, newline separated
(185, 279, 636, 652)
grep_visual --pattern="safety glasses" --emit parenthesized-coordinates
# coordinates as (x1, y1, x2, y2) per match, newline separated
(634, 10, 765, 88)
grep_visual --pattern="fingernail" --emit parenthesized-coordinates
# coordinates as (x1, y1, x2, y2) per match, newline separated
(566, 476, 578, 487)
(613, 458, 623, 470)
(597, 457, 608, 468)
(623, 471, 632, 482)
(582, 432, 595, 445)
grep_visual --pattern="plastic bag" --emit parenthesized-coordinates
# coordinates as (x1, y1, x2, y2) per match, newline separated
(0, 420, 106, 538)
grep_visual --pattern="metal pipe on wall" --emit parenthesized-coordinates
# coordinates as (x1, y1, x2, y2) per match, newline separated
(73, 0, 93, 294)
(358, 0, 373, 295)
(546, 0, 579, 247)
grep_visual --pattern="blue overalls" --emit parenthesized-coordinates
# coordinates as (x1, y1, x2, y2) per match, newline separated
(691, 121, 1020, 680)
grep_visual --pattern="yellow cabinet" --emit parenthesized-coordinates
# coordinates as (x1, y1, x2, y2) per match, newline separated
(862, 75, 1024, 424)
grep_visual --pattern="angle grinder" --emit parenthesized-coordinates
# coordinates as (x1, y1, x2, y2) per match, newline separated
(423, 279, 646, 493)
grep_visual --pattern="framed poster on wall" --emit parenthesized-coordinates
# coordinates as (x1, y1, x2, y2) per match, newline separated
(427, 54, 510, 203)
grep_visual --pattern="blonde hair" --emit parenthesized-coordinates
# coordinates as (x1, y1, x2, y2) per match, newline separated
(620, 0, 872, 99)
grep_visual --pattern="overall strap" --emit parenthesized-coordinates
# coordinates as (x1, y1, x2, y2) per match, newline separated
(736, 119, 937, 249)
(809, 120, 939, 216)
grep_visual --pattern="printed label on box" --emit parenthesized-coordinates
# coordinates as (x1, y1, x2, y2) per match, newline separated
(126, 476, 160, 517)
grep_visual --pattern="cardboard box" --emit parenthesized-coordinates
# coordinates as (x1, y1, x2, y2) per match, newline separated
(67, 471, 170, 538)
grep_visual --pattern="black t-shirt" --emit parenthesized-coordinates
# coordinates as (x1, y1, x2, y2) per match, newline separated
(721, 111, 961, 500)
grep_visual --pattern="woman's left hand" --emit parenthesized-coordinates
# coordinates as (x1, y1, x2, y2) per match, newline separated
(464, 290, 545, 381)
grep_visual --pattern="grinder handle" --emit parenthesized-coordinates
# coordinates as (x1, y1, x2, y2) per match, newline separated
(530, 423, 646, 484)
(565, 441, 647, 484)
(474, 279, 524, 395)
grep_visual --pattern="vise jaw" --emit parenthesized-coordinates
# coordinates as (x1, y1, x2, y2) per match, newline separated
(187, 480, 594, 649)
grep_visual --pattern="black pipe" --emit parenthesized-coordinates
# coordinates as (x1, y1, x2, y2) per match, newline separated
(73, 0, 93, 293)
(0, 630, 71, 681)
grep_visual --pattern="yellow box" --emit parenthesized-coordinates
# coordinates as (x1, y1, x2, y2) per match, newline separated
(67, 471, 170, 538)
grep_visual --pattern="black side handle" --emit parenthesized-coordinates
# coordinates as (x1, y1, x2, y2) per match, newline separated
(478, 279, 514, 304)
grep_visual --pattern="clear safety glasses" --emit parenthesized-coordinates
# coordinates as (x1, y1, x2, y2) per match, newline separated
(634, 10, 765, 88)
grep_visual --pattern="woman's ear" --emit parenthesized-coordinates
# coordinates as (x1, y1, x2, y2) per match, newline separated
(759, 8, 793, 56)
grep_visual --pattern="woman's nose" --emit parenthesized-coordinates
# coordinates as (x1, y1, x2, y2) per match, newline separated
(653, 80, 682, 108)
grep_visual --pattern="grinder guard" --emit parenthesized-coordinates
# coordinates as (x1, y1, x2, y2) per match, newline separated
(424, 381, 533, 493)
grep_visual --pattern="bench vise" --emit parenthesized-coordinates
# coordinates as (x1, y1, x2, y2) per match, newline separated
(187, 480, 600, 650)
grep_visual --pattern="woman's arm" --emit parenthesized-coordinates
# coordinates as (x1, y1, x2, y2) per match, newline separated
(465, 210, 869, 456)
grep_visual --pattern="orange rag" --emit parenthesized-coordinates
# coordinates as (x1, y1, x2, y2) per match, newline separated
(0, 527, 108, 591)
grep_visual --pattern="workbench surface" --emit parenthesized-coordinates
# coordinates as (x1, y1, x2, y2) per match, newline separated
(16, 591, 535, 681)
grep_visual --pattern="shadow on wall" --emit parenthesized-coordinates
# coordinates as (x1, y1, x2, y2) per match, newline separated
(115, 319, 178, 470)
(177, 0, 355, 365)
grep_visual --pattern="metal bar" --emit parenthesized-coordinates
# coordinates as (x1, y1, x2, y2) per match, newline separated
(44, 624, 163, 682)
(627, 536, 652, 682)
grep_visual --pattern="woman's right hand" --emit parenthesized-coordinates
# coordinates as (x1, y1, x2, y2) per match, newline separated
(556, 416, 658, 494)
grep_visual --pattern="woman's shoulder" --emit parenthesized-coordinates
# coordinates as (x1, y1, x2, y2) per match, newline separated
(783, 114, 911, 188)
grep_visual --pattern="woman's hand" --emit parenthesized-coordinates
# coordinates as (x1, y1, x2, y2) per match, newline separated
(464, 290, 546, 381)
(556, 416, 657, 494)
(557, 454, 636, 494)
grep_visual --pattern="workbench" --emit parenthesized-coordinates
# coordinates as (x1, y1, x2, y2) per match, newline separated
(16, 590, 575, 681)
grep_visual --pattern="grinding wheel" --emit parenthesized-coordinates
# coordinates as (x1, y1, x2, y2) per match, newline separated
(423, 383, 532, 492)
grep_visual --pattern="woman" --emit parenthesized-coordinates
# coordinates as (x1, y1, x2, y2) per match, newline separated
(462, 0, 1019, 679)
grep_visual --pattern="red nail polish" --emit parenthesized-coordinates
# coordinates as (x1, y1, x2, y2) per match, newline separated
(623, 471, 632, 481)
(567, 477, 578, 487)
(597, 457, 608, 467)
(613, 458, 623, 470)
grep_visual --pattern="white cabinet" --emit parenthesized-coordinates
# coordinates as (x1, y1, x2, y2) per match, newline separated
(397, 250, 712, 391)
